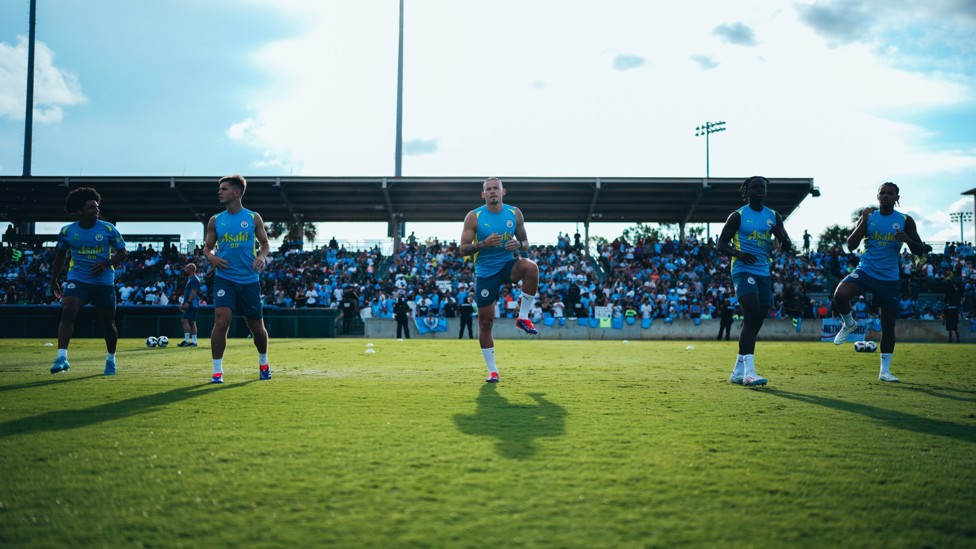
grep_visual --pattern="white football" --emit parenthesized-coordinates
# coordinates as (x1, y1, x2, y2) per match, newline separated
(157, 336, 169, 348)
(146, 336, 158, 348)
(853, 340, 877, 352)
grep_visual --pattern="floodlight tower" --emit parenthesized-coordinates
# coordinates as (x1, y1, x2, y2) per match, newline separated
(694, 121, 726, 178)
(950, 211, 973, 242)
(694, 121, 726, 241)
(394, 0, 404, 178)
(22, 0, 37, 176)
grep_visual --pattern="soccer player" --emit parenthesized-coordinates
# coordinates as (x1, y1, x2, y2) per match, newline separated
(178, 262, 201, 347)
(832, 182, 925, 381)
(203, 174, 272, 383)
(48, 187, 128, 375)
(717, 176, 792, 387)
(459, 177, 540, 383)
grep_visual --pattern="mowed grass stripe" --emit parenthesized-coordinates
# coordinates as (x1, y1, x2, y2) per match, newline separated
(1, 339, 974, 547)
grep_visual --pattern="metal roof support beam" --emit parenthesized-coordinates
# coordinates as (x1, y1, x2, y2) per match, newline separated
(381, 178, 402, 251)
(272, 178, 301, 222)
(170, 178, 207, 223)
(586, 179, 602, 223)
(380, 178, 396, 219)
(682, 187, 705, 226)
(679, 179, 711, 241)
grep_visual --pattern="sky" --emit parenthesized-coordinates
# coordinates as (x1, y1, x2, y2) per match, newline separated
(1, 0, 975, 249)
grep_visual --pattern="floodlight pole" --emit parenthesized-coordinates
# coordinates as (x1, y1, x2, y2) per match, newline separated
(950, 212, 973, 242)
(694, 120, 726, 240)
(694, 120, 726, 178)
(22, 0, 37, 176)
(394, 0, 404, 178)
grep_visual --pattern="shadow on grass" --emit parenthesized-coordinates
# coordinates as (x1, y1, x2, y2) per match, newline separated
(0, 374, 103, 393)
(895, 382, 976, 403)
(0, 381, 254, 439)
(764, 388, 976, 444)
(453, 383, 567, 460)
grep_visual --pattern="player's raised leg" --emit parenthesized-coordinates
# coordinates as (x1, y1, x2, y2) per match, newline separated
(832, 281, 860, 345)
(512, 258, 540, 335)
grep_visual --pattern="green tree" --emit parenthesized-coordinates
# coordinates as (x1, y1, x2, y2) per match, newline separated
(817, 225, 850, 252)
(687, 225, 707, 239)
(622, 222, 672, 243)
(267, 221, 317, 249)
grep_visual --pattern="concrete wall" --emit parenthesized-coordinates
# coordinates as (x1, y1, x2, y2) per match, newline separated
(364, 317, 967, 343)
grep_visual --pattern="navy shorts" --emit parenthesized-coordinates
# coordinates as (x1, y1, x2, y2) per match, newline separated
(841, 269, 899, 310)
(732, 272, 772, 308)
(62, 281, 116, 310)
(474, 259, 518, 308)
(214, 277, 263, 319)
(182, 306, 199, 321)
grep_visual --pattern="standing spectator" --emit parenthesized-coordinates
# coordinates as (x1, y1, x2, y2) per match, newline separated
(342, 285, 360, 334)
(717, 297, 734, 341)
(944, 275, 963, 343)
(458, 295, 475, 339)
(394, 295, 411, 339)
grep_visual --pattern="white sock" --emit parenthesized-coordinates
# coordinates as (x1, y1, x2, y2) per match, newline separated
(731, 354, 744, 377)
(518, 293, 537, 320)
(106, 353, 116, 363)
(259, 353, 268, 366)
(184, 332, 191, 342)
(880, 353, 893, 374)
(841, 312, 854, 325)
(482, 347, 498, 374)
(192, 334, 198, 344)
(212, 359, 223, 375)
(743, 354, 756, 377)
(57, 348, 68, 359)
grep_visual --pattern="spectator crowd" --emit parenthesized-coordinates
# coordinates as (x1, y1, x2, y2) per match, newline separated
(3, 231, 975, 327)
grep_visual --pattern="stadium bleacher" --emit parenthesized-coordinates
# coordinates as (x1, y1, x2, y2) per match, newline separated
(3, 231, 974, 324)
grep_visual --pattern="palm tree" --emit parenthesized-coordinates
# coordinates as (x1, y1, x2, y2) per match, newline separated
(267, 220, 317, 250)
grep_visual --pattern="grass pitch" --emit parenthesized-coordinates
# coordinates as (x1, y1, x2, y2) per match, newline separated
(1, 338, 974, 548)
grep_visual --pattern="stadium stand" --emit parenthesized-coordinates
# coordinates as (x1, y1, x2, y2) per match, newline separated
(2, 231, 974, 326)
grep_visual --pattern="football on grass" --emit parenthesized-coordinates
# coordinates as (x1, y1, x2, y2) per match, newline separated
(853, 340, 877, 352)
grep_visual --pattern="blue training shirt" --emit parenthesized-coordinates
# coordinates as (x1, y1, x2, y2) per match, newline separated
(472, 204, 518, 278)
(56, 220, 126, 286)
(183, 275, 201, 307)
(731, 205, 777, 277)
(214, 208, 260, 284)
(858, 209, 908, 281)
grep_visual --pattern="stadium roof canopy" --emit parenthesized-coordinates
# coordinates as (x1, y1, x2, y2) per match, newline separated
(0, 175, 818, 226)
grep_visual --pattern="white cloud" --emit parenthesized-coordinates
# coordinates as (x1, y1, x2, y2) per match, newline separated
(224, 0, 975, 241)
(0, 36, 87, 123)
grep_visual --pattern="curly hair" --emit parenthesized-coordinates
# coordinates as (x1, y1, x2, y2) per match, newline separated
(64, 187, 101, 214)
(878, 181, 900, 206)
(739, 176, 769, 202)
